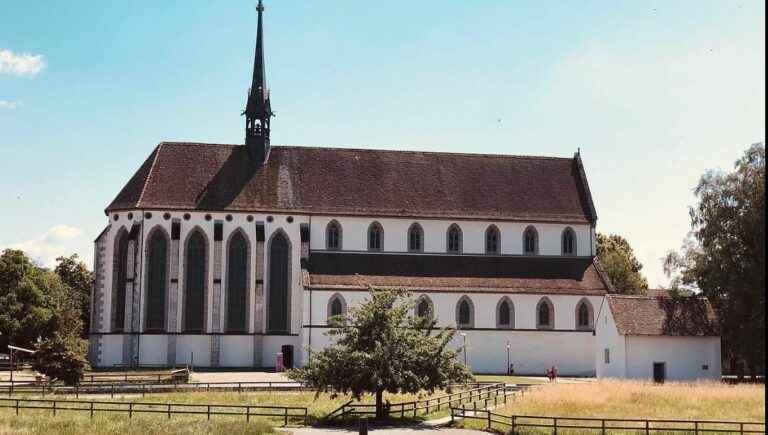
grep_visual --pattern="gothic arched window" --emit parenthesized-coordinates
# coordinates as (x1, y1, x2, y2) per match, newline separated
(267, 231, 290, 333)
(485, 225, 500, 255)
(408, 223, 424, 253)
(184, 230, 207, 333)
(368, 222, 383, 251)
(326, 220, 342, 250)
(536, 297, 554, 330)
(562, 227, 577, 256)
(226, 230, 249, 333)
(447, 224, 462, 254)
(145, 228, 169, 332)
(327, 293, 347, 325)
(496, 297, 514, 329)
(523, 226, 539, 255)
(112, 228, 130, 332)
(576, 298, 594, 330)
(455, 296, 474, 328)
(416, 295, 433, 320)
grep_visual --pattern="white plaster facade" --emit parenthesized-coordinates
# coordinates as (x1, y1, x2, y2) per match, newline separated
(90, 210, 603, 373)
(595, 298, 722, 381)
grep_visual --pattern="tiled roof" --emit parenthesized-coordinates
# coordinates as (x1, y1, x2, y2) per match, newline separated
(607, 294, 720, 336)
(107, 142, 597, 223)
(304, 253, 610, 295)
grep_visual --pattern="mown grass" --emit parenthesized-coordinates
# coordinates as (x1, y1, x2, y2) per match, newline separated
(457, 379, 765, 434)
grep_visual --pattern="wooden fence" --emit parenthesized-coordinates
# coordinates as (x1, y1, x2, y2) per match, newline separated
(451, 407, 765, 434)
(0, 397, 308, 426)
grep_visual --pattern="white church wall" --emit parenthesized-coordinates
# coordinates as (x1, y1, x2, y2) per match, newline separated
(175, 335, 211, 366)
(262, 335, 302, 368)
(220, 335, 254, 367)
(138, 335, 167, 366)
(625, 336, 721, 381)
(309, 216, 593, 256)
(595, 298, 627, 378)
(99, 335, 125, 367)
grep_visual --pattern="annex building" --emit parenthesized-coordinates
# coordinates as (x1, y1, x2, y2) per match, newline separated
(87, 2, 719, 378)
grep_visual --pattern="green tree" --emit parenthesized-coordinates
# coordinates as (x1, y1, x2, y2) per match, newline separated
(597, 233, 649, 294)
(287, 288, 472, 419)
(54, 254, 93, 336)
(0, 250, 53, 350)
(664, 143, 765, 377)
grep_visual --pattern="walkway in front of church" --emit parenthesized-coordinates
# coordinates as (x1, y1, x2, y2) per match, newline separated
(280, 427, 486, 435)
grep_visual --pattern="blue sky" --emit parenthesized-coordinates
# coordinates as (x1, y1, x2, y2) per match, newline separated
(0, 0, 764, 287)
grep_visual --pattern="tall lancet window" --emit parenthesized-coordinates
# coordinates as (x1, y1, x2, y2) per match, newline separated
(408, 223, 424, 252)
(447, 224, 462, 254)
(536, 297, 554, 330)
(523, 226, 539, 255)
(562, 227, 577, 256)
(112, 228, 129, 332)
(368, 222, 383, 251)
(485, 225, 500, 255)
(145, 228, 169, 332)
(184, 230, 207, 333)
(326, 220, 342, 250)
(226, 231, 249, 333)
(455, 296, 474, 328)
(267, 232, 290, 333)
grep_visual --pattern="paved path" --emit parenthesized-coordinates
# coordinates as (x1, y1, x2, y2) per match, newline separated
(280, 427, 485, 435)
(191, 371, 292, 383)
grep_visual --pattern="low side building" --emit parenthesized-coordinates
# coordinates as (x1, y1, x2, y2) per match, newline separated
(595, 294, 721, 381)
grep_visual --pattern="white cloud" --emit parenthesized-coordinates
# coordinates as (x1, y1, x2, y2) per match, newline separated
(2, 225, 83, 268)
(0, 49, 46, 77)
(0, 100, 21, 109)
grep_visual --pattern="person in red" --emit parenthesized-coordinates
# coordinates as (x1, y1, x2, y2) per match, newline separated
(545, 367, 553, 382)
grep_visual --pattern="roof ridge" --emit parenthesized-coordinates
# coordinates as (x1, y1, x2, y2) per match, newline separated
(137, 143, 163, 208)
(157, 141, 575, 161)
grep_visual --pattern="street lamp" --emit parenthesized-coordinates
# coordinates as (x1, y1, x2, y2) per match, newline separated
(506, 341, 511, 376)
(460, 333, 468, 367)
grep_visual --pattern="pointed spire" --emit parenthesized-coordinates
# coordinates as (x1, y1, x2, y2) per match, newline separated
(244, 0, 273, 164)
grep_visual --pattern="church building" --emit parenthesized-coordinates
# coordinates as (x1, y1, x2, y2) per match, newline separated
(88, 1, 615, 375)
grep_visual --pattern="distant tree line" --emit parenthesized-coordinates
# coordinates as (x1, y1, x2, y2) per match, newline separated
(0, 250, 91, 384)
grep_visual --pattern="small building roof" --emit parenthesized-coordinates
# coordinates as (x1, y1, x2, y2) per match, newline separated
(606, 294, 720, 337)
(107, 143, 597, 224)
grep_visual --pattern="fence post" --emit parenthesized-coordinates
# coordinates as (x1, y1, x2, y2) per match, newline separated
(739, 423, 743, 435)
(75, 384, 79, 398)
(284, 407, 288, 426)
(554, 417, 557, 435)
(413, 402, 417, 418)
(52, 400, 56, 417)
(15, 399, 19, 416)
(601, 419, 605, 435)
(487, 410, 491, 429)
(167, 403, 171, 419)
(90, 401, 94, 419)
(129, 403, 133, 419)
(645, 420, 649, 435)
(246, 406, 250, 423)
(207, 405, 211, 420)
(695, 421, 699, 435)
(511, 415, 516, 434)
(111, 383, 115, 398)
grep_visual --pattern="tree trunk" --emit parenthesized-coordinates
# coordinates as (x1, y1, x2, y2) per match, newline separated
(375, 389, 384, 420)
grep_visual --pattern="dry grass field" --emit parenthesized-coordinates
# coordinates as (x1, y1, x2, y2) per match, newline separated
(458, 379, 765, 433)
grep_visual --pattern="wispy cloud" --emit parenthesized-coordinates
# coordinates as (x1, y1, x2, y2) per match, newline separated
(2, 225, 83, 268)
(0, 100, 21, 109)
(0, 49, 46, 77)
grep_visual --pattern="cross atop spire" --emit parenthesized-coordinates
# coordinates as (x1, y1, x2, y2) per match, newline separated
(244, 0, 273, 165)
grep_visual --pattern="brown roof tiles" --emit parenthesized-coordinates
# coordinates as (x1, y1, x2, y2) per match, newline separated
(607, 294, 720, 336)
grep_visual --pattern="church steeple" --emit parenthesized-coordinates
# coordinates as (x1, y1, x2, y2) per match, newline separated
(243, 0, 273, 164)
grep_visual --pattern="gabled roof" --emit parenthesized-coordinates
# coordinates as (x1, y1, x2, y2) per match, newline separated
(107, 143, 598, 223)
(607, 294, 720, 337)
(305, 253, 610, 295)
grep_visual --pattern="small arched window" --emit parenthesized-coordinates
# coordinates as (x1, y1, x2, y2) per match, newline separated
(408, 223, 424, 253)
(455, 296, 474, 328)
(446, 224, 462, 254)
(415, 295, 433, 319)
(575, 298, 594, 330)
(368, 222, 383, 251)
(536, 297, 554, 329)
(496, 297, 514, 329)
(523, 226, 539, 255)
(326, 220, 342, 250)
(485, 225, 500, 254)
(562, 227, 577, 256)
(327, 293, 347, 325)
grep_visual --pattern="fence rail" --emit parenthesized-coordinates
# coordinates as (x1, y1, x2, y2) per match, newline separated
(0, 397, 308, 426)
(327, 382, 529, 421)
(451, 408, 765, 434)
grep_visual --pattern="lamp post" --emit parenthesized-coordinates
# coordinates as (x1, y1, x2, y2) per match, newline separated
(460, 333, 468, 367)
(506, 341, 511, 375)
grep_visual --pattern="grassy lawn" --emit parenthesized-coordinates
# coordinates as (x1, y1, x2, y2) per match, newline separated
(457, 379, 765, 433)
